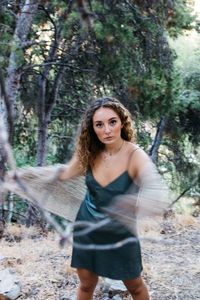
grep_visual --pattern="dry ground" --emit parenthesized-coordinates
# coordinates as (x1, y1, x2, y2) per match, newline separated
(0, 213, 200, 300)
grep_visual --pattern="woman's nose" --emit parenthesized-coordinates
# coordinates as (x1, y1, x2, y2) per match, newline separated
(104, 124, 111, 134)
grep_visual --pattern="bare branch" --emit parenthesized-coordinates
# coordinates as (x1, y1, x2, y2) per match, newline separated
(169, 173, 200, 208)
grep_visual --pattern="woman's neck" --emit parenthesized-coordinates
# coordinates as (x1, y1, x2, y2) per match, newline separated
(104, 139, 125, 156)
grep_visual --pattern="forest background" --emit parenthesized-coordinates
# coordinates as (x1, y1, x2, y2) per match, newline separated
(0, 0, 200, 225)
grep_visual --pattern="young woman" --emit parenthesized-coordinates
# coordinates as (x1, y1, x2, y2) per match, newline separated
(59, 97, 150, 300)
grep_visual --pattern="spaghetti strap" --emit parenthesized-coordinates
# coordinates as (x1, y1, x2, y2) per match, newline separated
(127, 146, 140, 171)
(129, 146, 140, 161)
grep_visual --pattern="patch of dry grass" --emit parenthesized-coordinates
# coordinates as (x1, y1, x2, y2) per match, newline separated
(0, 224, 75, 299)
(0, 214, 199, 300)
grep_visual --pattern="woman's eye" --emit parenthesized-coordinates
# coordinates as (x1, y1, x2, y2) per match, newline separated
(96, 123, 103, 128)
(110, 120, 117, 126)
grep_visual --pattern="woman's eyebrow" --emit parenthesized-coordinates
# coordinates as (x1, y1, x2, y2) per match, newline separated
(108, 117, 117, 121)
(94, 117, 117, 123)
(93, 120, 103, 124)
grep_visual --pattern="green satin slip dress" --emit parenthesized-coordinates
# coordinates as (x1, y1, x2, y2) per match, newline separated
(71, 167, 143, 280)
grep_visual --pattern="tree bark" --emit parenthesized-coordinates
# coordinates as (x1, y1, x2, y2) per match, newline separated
(36, 48, 60, 166)
(36, 62, 67, 166)
(149, 117, 167, 163)
(5, 0, 39, 142)
(0, 146, 7, 227)
(0, 73, 9, 228)
(36, 115, 49, 166)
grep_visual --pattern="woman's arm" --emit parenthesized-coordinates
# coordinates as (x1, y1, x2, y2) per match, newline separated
(128, 147, 151, 185)
(103, 146, 170, 233)
(129, 147, 170, 217)
(58, 153, 84, 181)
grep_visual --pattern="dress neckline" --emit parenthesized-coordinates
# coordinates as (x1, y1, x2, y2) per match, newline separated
(89, 169, 131, 189)
(88, 146, 140, 189)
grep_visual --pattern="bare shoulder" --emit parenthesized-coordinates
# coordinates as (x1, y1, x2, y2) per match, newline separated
(125, 142, 151, 180)
(125, 142, 149, 161)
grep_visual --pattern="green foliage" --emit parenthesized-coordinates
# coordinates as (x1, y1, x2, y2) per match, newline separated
(13, 108, 37, 167)
(47, 119, 77, 163)
(11, 195, 29, 222)
(134, 120, 153, 151)
(61, 11, 80, 38)
(156, 134, 199, 205)
(0, 6, 15, 68)
(184, 71, 200, 90)
(1, 0, 199, 218)
(169, 31, 200, 75)
(166, 0, 196, 38)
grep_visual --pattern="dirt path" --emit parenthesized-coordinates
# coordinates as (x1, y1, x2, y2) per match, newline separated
(142, 215, 200, 300)
(0, 214, 199, 300)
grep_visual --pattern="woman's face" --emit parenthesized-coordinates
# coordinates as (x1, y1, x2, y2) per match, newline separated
(92, 107, 123, 144)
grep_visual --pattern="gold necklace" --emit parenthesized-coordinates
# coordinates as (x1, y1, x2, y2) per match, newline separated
(102, 140, 125, 167)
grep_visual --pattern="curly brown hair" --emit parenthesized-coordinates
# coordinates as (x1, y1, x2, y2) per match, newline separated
(75, 97, 136, 172)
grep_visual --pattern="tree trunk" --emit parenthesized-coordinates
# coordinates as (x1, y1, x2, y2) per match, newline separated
(36, 30, 68, 165)
(2, 1, 38, 224)
(35, 4, 82, 166)
(0, 73, 9, 229)
(0, 146, 6, 227)
(36, 66, 66, 166)
(149, 117, 167, 163)
(36, 118, 49, 166)
(5, 0, 39, 142)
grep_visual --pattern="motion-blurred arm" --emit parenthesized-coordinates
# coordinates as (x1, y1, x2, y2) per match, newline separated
(58, 153, 84, 181)
(103, 148, 170, 233)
